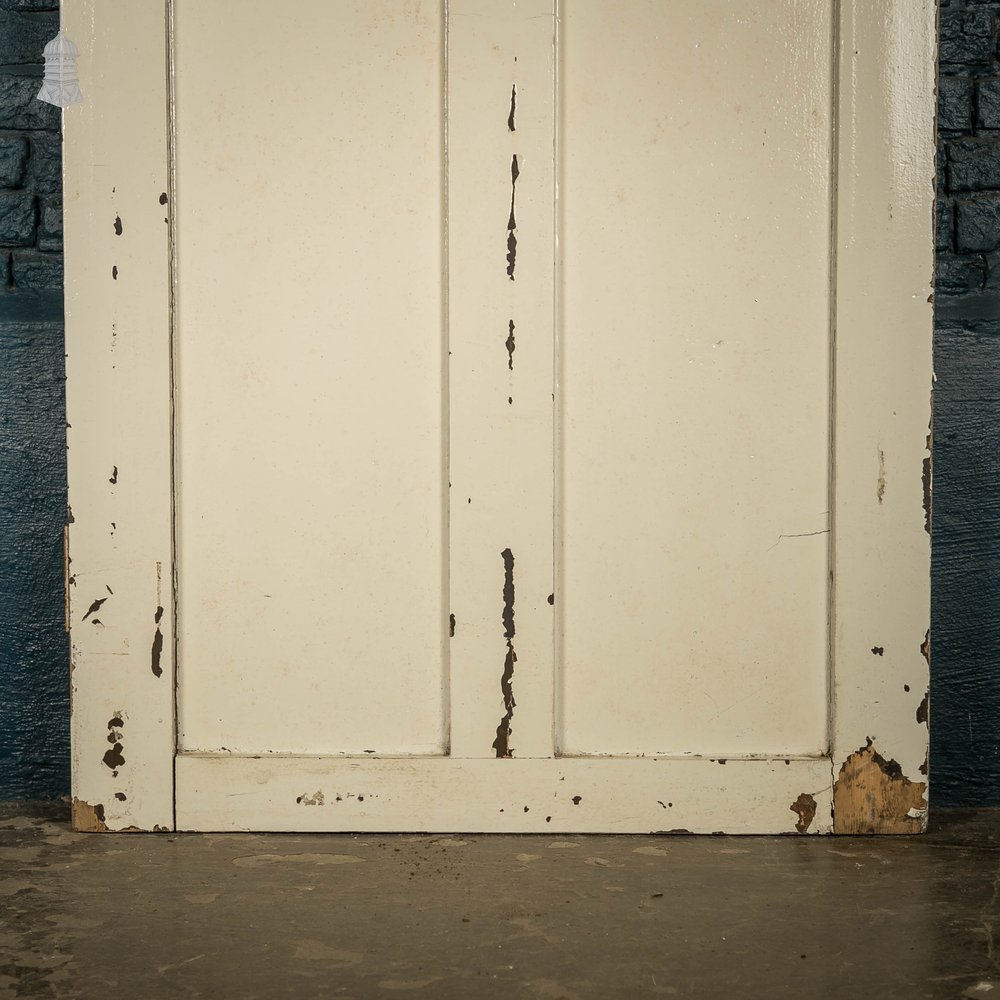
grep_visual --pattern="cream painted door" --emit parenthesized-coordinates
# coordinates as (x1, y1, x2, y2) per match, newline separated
(64, 0, 936, 833)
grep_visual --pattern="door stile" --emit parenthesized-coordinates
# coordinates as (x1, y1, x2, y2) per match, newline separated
(64, 0, 175, 831)
(829, 0, 935, 833)
(447, 0, 558, 759)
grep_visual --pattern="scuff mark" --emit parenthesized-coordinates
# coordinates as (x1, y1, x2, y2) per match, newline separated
(790, 792, 817, 833)
(151, 605, 164, 678)
(82, 596, 107, 621)
(506, 155, 519, 280)
(832, 739, 927, 834)
(449, 613, 456, 638)
(506, 320, 515, 370)
(876, 448, 885, 504)
(109, 466, 118, 485)
(113, 215, 123, 236)
(507, 84, 516, 132)
(72, 799, 107, 832)
(492, 548, 516, 758)
(871, 646, 884, 656)
(916, 690, 929, 725)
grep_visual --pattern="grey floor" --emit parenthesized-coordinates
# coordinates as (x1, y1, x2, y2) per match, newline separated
(1, 802, 998, 999)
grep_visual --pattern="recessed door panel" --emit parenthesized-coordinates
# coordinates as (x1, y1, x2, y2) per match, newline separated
(558, 0, 834, 756)
(172, 1, 448, 755)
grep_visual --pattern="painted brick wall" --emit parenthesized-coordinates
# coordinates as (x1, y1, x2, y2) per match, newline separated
(0, 4, 996, 805)
(0, 0, 69, 798)
(932, 0, 1000, 806)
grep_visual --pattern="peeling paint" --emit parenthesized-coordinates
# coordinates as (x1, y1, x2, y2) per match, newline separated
(790, 792, 817, 833)
(492, 548, 517, 758)
(103, 715, 125, 776)
(916, 690, 929, 725)
(506, 155, 518, 280)
(72, 799, 107, 833)
(151, 605, 164, 678)
(296, 791, 325, 806)
(922, 455, 931, 534)
(920, 629, 930, 665)
(82, 596, 107, 621)
(832, 740, 927, 834)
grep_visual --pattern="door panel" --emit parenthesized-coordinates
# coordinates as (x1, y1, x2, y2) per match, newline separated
(172, 1, 449, 755)
(558, 0, 834, 756)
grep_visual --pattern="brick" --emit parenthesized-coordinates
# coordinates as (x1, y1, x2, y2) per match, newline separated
(938, 199, 955, 252)
(25, 131, 59, 196)
(957, 196, 1000, 253)
(0, 190, 35, 245)
(978, 78, 1000, 130)
(9, 249, 60, 288)
(0, 1, 59, 10)
(937, 252, 987, 295)
(986, 252, 1000, 292)
(939, 76, 974, 132)
(0, 11, 58, 65)
(940, 7, 995, 66)
(36, 197, 58, 251)
(0, 135, 28, 187)
(0, 77, 59, 131)
(948, 137, 1000, 191)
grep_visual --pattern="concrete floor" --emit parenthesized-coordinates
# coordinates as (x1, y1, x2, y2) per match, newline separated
(0, 803, 998, 999)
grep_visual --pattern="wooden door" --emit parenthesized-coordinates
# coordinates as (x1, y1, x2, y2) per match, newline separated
(64, 0, 936, 834)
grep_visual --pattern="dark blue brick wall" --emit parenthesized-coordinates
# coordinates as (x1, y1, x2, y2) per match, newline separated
(0, 0, 68, 799)
(933, 0, 1000, 806)
(0, 4, 996, 805)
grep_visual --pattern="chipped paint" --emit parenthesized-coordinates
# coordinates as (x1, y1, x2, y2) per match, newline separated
(71, 798, 107, 832)
(103, 714, 125, 776)
(790, 792, 817, 833)
(113, 214, 123, 236)
(506, 155, 518, 280)
(82, 596, 107, 621)
(876, 448, 885, 504)
(506, 319, 515, 370)
(833, 740, 927, 834)
(507, 83, 516, 131)
(151, 605, 164, 678)
(916, 690, 929, 725)
(492, 548, 517, 758)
